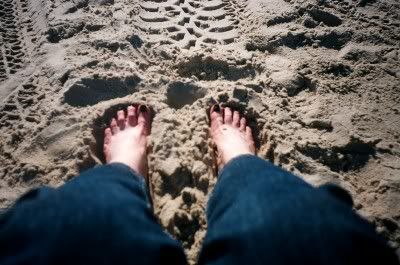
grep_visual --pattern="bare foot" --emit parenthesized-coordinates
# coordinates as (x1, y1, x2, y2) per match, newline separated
(103, 105, 151, 177)
(210, 105, 256, 169)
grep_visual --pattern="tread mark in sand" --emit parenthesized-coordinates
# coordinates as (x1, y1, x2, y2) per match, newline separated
(138, 0, 241, 49)
(0, 0, 47, 83)
(0, 75, 44, 128)
(0, 0, 25, 82)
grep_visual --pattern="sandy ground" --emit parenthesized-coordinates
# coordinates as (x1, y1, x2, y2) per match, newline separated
(0, 0, 399, 263)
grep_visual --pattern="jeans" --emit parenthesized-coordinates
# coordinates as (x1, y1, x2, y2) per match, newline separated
(0, 155, 398, 265)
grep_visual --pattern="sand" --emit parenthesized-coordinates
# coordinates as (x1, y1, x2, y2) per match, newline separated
(0, 0, 399, 263)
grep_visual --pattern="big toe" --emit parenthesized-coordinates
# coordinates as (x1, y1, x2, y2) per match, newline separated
(210, 104, 223, 130)
(103, 128, 112, 161)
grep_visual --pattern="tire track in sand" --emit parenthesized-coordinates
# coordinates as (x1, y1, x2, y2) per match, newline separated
(138, 0, 242, 49)
(0, 0, 47, 84)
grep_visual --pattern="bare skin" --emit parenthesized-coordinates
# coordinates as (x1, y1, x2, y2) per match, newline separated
(210, 105, 256, 169)
(103, 104, 252, 176)
(103, 105, 151, 178)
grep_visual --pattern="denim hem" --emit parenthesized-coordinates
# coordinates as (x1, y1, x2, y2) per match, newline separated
(219, 154, 263, 177)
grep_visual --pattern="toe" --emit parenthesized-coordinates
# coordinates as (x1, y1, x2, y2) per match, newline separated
(104, 128, 112, 161)
(137, 105, 151, 135)
(127, 105, 137, 127)
(232, 111, 240, 127)
(111, 118, 119, 134)
(246, 126, 255, 152)
(117, 110, 126, 130)
(245, 126, 254, 142)
(104, 128, 112, 144)
(240, 117, 246, 132)
(210, 104, 223, 129)
(224, 107, 233, 124)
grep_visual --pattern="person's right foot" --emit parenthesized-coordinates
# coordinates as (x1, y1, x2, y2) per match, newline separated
(210, 105, 255, 169)
(103, 105, 151, 177)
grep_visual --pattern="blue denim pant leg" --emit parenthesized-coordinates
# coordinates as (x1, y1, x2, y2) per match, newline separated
(199, 155, 398, 265)
(0, 163, 187, 265)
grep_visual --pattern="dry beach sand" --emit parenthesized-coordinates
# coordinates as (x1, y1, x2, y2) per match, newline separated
(0, 0, 400, 262)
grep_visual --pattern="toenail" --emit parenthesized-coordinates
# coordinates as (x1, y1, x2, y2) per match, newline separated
(139, 105, 147, 113)
(213, 104, 221, 113)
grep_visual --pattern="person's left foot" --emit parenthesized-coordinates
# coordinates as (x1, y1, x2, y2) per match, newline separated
(103, 105, 151, 178)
